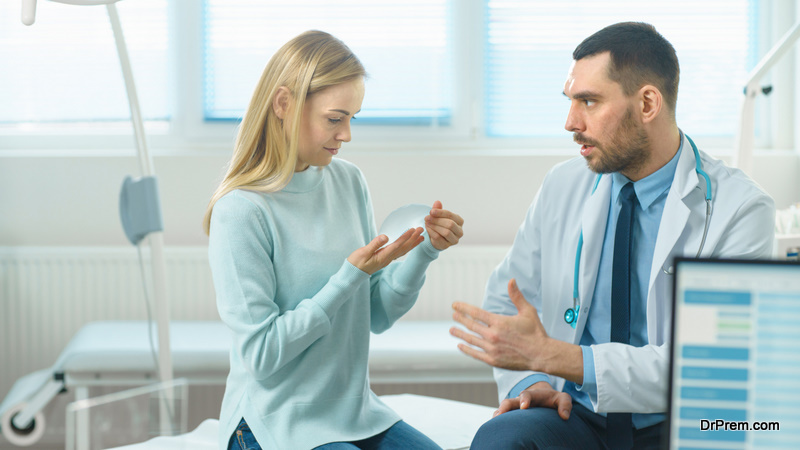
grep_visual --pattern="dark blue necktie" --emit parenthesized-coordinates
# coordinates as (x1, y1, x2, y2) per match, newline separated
(607, 182, 637, 450)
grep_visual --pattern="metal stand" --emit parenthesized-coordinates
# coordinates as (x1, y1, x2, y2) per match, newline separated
(734, 20, 800, 174)
(106, 3, 174, 439)
(106, 0, 173, 390)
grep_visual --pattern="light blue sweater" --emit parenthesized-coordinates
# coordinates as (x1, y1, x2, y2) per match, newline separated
(208, 158, 440, 449)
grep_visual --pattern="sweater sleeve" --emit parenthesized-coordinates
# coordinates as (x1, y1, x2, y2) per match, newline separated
(369, 238, 441, 333)
(208, 193, 370, 381)
(349, 167, 441, 333)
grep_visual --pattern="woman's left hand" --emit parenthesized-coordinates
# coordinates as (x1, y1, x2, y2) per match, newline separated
(425, 200, 464, 251)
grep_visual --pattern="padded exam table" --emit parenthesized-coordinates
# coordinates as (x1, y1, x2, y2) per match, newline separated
(111, 394, 495, 450)
(0, 320, 492, 446)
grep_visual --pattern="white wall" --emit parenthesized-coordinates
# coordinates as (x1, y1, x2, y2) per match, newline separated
(1, 148, 798, 247)
(0, 147, 797, 448)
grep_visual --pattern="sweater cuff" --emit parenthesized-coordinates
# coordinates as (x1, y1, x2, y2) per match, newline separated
(420, 233, 442, 259)
(411, 232, 441, 262)
(312, 260, 370, 318)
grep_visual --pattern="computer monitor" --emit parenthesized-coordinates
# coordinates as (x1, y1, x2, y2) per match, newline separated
(667, 258, 800, 449)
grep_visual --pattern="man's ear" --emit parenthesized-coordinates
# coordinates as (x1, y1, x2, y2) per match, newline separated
(639, 85, 662, 124)
(272, 86, 292, 120)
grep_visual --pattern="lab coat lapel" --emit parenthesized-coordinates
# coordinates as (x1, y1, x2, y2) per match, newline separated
(648, 136, 697, 293)
(575, 174, 611, 340)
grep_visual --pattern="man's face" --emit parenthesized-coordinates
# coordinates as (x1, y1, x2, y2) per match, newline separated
(563, 52, 649, 177)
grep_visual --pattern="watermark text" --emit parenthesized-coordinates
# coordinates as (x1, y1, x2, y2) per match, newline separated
(700, 419, 779, 432)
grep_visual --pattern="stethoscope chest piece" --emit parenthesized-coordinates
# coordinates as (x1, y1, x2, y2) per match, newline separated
(564, 304, 579, 328)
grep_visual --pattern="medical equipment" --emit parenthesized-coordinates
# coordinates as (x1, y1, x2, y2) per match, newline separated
(19, 0, 173, 382)
(7, 1, 174, 444)
(666, 258, 800, 449)
(65, 378, 189, 450)
(565, 134, 713, 328)
(65, 389, 493, 450)
(0, 320, 491, 447)
(379, 203, 431, 243)
(734, 18, 800, 175)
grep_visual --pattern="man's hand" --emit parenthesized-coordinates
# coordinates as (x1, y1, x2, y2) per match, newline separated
(450, 279, 546, 371)
(495, 381, 573, 420)
(449, 279, 583, 383)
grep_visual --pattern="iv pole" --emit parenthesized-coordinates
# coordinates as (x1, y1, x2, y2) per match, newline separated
(105, 0, 174, 389)
(16, 0, 174, 430)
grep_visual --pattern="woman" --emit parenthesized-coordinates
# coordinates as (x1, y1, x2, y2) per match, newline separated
(203, 30, 464, 449)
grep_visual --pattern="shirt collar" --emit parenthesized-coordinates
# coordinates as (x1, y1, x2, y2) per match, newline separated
(611, 131, 684, 210)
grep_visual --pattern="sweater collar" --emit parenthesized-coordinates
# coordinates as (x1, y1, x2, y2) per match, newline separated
(283, 165, 325, 193)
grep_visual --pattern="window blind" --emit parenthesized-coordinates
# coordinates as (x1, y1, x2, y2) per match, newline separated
(203, 0, 451, 124)
(485, 0, 757, 137)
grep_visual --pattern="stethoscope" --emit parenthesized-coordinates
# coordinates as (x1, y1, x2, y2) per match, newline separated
(564, 134, 713, 328)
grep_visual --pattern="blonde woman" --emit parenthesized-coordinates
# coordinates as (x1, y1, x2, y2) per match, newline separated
(204, 31, 463, 450)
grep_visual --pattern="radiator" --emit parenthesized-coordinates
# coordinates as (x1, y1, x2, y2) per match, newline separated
(0, 245, 508, 446)
(0, 247, 218, 399)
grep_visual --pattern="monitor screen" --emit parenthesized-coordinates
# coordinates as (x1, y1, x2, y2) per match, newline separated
(668, 258, 800, 449)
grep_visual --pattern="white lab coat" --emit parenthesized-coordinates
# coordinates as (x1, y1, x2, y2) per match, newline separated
(484, 136, 775, 414)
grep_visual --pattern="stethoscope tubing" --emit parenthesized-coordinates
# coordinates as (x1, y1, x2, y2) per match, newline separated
(566, 134, 711, 327)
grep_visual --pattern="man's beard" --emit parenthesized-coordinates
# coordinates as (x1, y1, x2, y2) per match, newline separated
(574, 108, 650, 175)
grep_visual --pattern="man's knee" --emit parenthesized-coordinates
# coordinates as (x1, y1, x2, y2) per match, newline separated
(470, 407, 601, 450)
(471, 412, 528, 449)
(470, 408, 561, 450)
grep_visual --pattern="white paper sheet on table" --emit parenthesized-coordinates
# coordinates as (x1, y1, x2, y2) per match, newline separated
(109, 394, 494, 450)
(381, 394, 494, 450)
(111, 418, 218, 450)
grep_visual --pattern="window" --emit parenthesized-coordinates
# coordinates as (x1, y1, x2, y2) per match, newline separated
(203, 0, 451, 125)
(485, 0, 757, 137)
(0, 0, 168, 125)
(0, 0, 777, 150)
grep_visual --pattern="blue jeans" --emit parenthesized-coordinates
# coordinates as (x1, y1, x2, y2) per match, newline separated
(227, 418, 441, 450)
(469, 402, 663, 450)
(227, 419, 260, 450)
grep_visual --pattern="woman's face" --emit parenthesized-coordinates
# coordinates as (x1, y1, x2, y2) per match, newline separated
(295, 78, 365, 172)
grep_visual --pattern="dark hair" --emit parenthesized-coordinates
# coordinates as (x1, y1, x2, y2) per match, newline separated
(573, 22, 679, 114)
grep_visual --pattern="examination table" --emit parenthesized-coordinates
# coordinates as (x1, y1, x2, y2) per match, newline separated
(0, 320, 492, 447)
(109, 394, 495, 450)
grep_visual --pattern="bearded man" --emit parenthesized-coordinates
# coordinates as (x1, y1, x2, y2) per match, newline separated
(450, 22, 775, 450)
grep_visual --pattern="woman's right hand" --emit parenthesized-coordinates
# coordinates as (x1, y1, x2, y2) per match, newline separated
(347, 227, 424, 275)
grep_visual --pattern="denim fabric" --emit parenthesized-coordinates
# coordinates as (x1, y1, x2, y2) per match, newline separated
(469, 403, 663, 450)
(227, 418, 261, 450)
(313, 420, 441, 450)
(228, 419, 440, 450)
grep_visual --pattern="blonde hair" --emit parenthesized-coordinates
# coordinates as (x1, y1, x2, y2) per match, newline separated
(203, 30, 366, 234)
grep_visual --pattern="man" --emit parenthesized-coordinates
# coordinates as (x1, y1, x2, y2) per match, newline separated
(450, 22, 775, 449)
